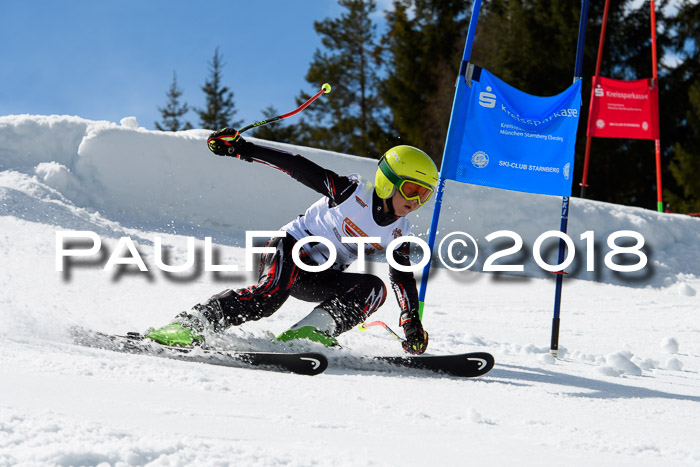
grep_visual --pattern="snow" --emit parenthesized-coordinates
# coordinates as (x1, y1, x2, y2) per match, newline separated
(661, 337, 680, 354)
(1, 115, 699, 465)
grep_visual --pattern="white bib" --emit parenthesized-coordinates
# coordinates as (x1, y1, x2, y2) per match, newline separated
(283, 175, 411, 269)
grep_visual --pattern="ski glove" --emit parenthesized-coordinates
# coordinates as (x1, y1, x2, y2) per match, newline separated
(207, 128, 253, 161)
(400, 312, 428, 355)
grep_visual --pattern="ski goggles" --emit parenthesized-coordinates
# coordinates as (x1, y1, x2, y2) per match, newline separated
(378, 156, 435, 205)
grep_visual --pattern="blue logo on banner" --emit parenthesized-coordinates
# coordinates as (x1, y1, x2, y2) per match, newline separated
(441, 67, 582, 197)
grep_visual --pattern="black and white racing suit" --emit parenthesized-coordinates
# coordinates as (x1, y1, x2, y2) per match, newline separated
(200, 143, 421, 336)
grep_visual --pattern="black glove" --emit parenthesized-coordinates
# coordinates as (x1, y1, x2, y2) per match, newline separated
(207, 128, 253, 161)
(400, 312, 428, 355)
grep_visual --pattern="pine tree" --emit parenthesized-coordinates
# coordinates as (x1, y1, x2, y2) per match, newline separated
(470, 0, 675, 209)
(297, 0, 386, 158)
(377, 0, 696, 210)
(663, 1, 700, 213)
(471, 0, 581, 94)
(665, 83, 700, 213)
(381, 0, 470, 164)
(197, 47, 241, 130)
(251, 106, 299, 143)
(155, 71, 192, 131)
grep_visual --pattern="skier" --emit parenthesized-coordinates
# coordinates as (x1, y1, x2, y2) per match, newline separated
(146, 128, 438, 354)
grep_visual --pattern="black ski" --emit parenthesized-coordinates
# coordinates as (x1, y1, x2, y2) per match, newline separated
(71, 327, 327, 376)
(373, 352, 494, 378)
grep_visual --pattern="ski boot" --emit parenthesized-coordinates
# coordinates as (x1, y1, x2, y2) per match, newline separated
(277, 307, 340, 347)
(146, 300, 224, 347)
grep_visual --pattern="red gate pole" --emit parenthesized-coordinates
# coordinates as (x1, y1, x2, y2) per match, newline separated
(580, 0, 611, 199)
(651, 0, 664, 212)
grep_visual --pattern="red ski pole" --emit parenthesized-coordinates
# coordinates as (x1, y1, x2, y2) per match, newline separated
(239, 83, 331, 134)
(358, 320, 403, 342)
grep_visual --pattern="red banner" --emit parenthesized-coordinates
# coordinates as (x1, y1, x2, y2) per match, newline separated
(587, 76, 659, 140)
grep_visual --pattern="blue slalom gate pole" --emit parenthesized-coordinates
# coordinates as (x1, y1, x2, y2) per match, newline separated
(418, 0, 482, 320)
(551, 0, 590, 357)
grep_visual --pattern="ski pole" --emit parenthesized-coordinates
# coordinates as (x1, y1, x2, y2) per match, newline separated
(239, 83, 331, 134)
(358, 320, 403, 342)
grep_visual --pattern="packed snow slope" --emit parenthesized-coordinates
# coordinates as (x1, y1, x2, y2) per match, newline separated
(1, 115, 699, 466)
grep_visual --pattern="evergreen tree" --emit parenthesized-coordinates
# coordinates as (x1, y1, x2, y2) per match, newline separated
(470, 0, 675, 209)
(665, 82, 700, 213)
(155, 71, 192, 131)
(281, 0, 694, 210)
(471, 0, 584, 94)
(251, 106, 299, 143)
(379, 0, 693, 209)
(297, 0, 386, 158)
(381, 0, 470, 164)
(585, 1, 676, 208)
(663, 1, 700, 213)
(197, 47, 241, 130)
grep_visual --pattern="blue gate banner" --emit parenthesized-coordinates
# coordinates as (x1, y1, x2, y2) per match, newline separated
(441, 67, 582, 196)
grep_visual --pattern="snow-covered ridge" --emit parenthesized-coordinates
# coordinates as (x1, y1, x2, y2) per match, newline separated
(2, 114, 698, 287)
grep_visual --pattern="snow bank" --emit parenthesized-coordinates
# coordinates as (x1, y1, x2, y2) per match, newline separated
(1, 114, 699, 287)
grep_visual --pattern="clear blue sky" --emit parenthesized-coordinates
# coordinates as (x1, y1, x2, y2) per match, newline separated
(0, 0, 378, 130)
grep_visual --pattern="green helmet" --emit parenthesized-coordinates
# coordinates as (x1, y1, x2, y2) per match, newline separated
(375, 145, 438, 205)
